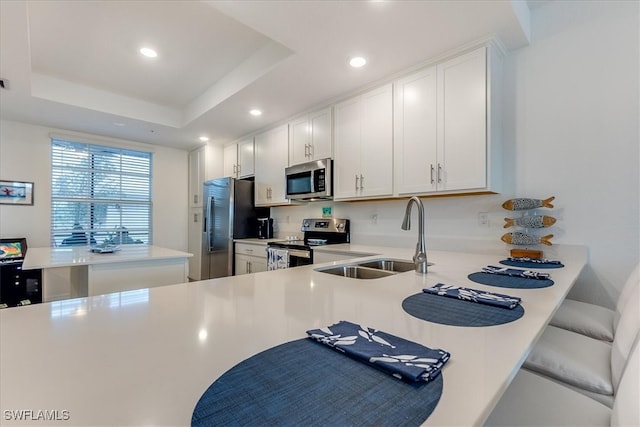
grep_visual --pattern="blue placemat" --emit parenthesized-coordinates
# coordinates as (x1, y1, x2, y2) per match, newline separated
(468, 272, 554, 289)
(499, 259, 564, 269)
(402, 292, 524, 327)
(192, 338, 444, 427)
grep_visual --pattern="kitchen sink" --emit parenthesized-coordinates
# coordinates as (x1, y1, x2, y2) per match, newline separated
(315, 265, 395, 279)
(355, 259, 417, 272)
(315, 258, 431, 279)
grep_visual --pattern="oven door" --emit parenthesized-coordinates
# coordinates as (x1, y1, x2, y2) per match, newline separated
(267, 245, 313, 270)
(288, 248, 313, 267)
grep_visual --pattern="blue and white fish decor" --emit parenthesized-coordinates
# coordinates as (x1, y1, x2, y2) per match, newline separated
(502, 196, 555, 211)
(501, 232, 553, 246)
(504, 215, 556, 229)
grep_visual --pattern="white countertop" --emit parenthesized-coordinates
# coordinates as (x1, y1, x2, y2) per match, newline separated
(22, 244, 192, 269)
(0, 244, 587, 426)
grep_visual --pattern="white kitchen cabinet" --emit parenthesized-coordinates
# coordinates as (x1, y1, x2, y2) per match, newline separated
(254, 124, 290, 206)
(334, 84, 393, 200)
(289, 107, 332, 166)
(187, 208, 202, 280)
(189, 144, 223, 207)
(394, 44, 502, 196)
(234, 242, 267, 275)
(189, 147, 205, 207)
(223, 137, 255, 179)
(223, 144, 237, 178)
(394, 66, 438, 194)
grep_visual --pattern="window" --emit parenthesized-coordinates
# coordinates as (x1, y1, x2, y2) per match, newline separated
(51, 139, 153, 247)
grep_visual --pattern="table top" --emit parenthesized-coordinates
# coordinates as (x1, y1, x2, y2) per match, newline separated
(21, 244, 192, 269)
(0, 244, 587, 426)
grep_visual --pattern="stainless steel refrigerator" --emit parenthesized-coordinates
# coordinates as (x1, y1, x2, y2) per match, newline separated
(200, 177, 263, 279)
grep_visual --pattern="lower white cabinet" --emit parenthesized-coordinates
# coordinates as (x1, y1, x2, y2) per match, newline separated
(234, 242, 267, 275)
(188, 208, 202, 281)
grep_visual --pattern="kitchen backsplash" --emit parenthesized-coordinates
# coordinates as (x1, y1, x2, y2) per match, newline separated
(271, 193, 514, 253)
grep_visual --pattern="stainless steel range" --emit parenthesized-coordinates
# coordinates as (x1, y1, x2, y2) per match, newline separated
(267, 218, 350, 269)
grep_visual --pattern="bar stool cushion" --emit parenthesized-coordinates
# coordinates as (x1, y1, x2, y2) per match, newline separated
(550, 299, 615, 341)
(550, 264, 639, 342)
(486, 340, 639, 427)
(484, 369, 611, 427)
(525, 325, 614, 395)
(524, 285, 639, 408)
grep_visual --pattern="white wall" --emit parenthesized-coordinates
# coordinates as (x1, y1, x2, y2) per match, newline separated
(0, 120, 189, 251)
(274, 0, 639, 309)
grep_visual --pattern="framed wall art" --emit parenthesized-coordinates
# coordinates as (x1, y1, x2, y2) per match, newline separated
(0, 180, 34, 205)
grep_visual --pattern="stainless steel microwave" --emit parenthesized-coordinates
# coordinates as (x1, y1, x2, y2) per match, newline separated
(285, 158, 333, 201)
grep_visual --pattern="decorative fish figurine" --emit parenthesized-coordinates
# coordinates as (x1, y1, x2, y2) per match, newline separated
(501, 232, 553, 246)
(504, 215, 556, 229)
(502, 196, 555, 211)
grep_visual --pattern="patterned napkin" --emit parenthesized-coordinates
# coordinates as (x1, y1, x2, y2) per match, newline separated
(306, 320, 450, 383)
(267, 248, 289, 271)
(482, 265, 550, 280)
(423, 283, 521, 309)
(507, 257, 562, 265)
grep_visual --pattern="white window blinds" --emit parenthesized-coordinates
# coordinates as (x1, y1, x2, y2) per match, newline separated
(51, 139, 153, 247)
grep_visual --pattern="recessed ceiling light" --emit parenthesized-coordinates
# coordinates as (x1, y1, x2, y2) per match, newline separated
(349, 56, 367, 68)
(249, 109, 262, 116)
(139, 47, 158, 58)
(199, 136, 209, 142)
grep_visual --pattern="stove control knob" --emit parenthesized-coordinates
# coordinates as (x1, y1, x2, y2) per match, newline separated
(302, 220, 311, 229)
(337, 222, 345, 230)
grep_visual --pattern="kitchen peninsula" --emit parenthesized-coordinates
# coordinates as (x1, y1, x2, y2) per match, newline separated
(22, 245, 192, 299)
(1, 244, 586, 426)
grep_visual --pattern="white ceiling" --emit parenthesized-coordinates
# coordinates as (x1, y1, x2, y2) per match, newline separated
(0, 0, 533, 151)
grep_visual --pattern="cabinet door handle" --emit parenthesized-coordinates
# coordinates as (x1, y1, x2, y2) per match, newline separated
(247, 260, 250, 274)
(360, 174, 364, 190)
(308, 144, 313, 158)
(233, 164, 237, 174)
(193, 213, 198, 223)
(355, 174, 359, 191)
(237, 164, 241, 174)
(437, 163, 443, 183)
(430, 164, 435, 184)
(304, 144, 309, 157)
(193, 194, 198, 204)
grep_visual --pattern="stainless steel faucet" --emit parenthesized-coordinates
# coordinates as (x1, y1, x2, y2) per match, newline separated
(401, 196, 428, 274)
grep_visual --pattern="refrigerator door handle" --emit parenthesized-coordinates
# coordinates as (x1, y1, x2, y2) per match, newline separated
(206, 196, 215, 252)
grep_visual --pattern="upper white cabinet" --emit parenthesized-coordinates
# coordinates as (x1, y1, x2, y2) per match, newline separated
(254, 124, 290, 206)
(289, 107, 333, 166)
(334, 84, 393, 200)
(188, 143, 223, 207)
(394, 66, 438, 195)
(189, 147, 205, 207)
(223, 137, 255, 179)
(394, 44, 502, 196)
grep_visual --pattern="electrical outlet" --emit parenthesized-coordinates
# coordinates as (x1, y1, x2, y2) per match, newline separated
(371, 214, 378, 225)
(478, 212, 489, 227)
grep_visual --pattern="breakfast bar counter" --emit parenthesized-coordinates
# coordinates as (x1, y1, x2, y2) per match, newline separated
(1, 244, 586, 426)
(22, 245, 192, 299)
